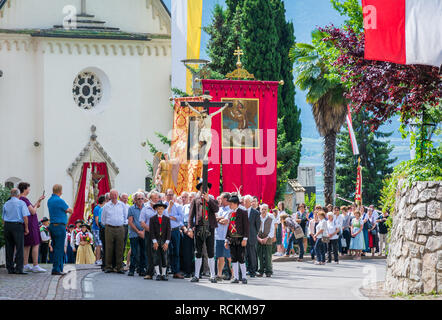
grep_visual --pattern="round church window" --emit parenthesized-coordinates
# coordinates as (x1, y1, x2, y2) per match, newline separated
(72, 71, 103, 110)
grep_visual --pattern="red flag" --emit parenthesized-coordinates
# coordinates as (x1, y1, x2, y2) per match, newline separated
(362, 0, 442, 67)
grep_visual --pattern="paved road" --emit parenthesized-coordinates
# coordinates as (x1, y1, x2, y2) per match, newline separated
(86, 259, 387, 300)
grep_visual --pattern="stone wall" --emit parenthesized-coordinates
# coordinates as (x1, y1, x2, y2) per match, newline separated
(385, 180, 442, 294)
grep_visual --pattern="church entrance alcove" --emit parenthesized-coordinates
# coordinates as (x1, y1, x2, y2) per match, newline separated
(67, 125, 119, 224)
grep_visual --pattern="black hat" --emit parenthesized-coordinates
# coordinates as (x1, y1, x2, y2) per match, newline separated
(75, 219, 83, 225)
(41, 217, 49, 223)
(68, 224, 75, 228)
(196, 178, 212, 191)
(227, 195, 240, 204)
(80, 223, 89, 228)
(153, 201, 168, 210)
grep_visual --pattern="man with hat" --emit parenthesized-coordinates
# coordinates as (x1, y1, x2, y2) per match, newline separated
(149, 201, 171, 281)
(224, 195, 249, 284)
(39, 217, 51, 263)
(188, 179, 219, 283)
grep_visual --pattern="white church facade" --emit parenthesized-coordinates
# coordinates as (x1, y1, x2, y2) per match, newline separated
(0, 0, 172, 217)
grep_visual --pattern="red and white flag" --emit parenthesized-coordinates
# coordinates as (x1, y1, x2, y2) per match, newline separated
(355, 158, 363, 205)
(346, 106, 359, 156)
(362, 0, 442, 67)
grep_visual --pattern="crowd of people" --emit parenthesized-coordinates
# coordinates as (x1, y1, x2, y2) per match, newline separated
(2, 180, 390, 283)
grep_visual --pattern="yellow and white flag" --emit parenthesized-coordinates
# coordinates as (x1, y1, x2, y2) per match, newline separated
(171, 0, 203, 94)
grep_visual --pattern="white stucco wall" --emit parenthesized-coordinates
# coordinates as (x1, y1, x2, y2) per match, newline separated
(0, 0, 169, 35)
(0, 0, 171, 218)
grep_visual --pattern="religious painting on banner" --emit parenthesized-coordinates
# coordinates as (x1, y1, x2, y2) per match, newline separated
(170, 97, 204, 194)
(221, 98, 259, 149)
(201, 80, 279, 205)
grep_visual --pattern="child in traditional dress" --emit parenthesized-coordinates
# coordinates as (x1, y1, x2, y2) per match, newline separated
(71, 220, 83, 261)
(39, 217, 52, 263)
(75, 224, 95, 264)
(149, 201, 171, 281)
(64, 224, 75, 263)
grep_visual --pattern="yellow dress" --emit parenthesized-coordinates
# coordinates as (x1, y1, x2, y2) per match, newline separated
(159, 160, 175, 192)
(75, 232, 96, 264)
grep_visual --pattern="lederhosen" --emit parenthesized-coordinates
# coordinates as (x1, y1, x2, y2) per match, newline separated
(194, 199, 215, 259)
(226, 210, 245, 264)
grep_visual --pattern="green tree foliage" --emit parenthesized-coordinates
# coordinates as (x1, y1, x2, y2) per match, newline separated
(336, 111, 396, 206)
(276, 118, 302, 202)
(330, 0, 363, 32)
(290, 31, 348, 206)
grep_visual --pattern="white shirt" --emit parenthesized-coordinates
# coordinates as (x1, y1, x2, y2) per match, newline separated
(215, 206, 231, 241)
(327, 220, 339, 240)
(333, 214, 343, 232)
(315, 219, 328, 239)
(40, 228, 51, 242)
(260, 214, 275, 238)
(308, 220, 317, 236)
(101, 200, 127, 227)
(123, 203, 130, 225)
(76, 231, 93, 246)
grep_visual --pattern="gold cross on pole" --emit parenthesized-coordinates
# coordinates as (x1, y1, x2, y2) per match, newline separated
(234, 47, 244, 67)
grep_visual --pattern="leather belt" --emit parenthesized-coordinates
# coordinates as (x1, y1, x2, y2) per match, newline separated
(172, 227, 180, 231)
(51, 223, 65, 226)
(107, 225, 123, 228)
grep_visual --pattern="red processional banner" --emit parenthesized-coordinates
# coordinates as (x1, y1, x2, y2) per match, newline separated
(202, 79, 279, 206)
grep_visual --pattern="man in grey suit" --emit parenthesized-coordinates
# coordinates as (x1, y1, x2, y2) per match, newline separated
(243, 195, 261, 277)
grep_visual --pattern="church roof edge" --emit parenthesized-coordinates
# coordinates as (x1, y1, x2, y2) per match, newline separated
(0, 28, 158, 41)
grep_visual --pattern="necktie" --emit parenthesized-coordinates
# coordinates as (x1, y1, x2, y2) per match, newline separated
(158, 216, 162, 235)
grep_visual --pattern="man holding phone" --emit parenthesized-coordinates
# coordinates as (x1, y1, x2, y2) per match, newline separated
(47, 184, 73, 275)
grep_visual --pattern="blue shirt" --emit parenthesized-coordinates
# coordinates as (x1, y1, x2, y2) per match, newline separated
(127, 205, 143, 238)
(47, 194, 69, 224)
(92, 205, 102, 231)
(2, 197, 30, 223)
(139, 203, 156, 228)
(164, 202, 183, 229)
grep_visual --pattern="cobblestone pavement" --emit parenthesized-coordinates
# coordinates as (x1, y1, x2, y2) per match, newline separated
(0, 264, 101, 300)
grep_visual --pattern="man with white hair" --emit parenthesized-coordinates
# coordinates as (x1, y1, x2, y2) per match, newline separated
(101, 190, 128, 273)
(2, 188, 30, 274)
(127, 192, 146, 277)
(140, 191, 159, 279)
(243, 195, 260, 277)
(257, 204, 274, 277)
(180, 192, 194, 278)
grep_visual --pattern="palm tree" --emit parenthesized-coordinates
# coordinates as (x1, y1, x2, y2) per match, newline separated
(289, 31, 347, 205)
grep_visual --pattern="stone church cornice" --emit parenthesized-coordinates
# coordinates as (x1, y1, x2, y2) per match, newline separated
(0, 31, 171, 56)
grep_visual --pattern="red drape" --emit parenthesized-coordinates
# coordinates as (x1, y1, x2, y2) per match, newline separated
(202, 80, 279, 206)
(69, 162, 111, 225)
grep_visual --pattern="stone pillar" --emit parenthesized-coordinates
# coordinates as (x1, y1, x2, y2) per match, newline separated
(385, 180, 442, 294)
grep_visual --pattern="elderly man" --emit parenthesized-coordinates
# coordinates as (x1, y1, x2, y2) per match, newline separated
(2, 188, 30, 274)
(101, 189, 128, 274)
(165, 189, 184, 279)
(140, 191, 160, 279)
(47, 184, 73, 275)
(243, 195, 260, 277)
(215, 192, 233, 281)
(127, 192, 146, 277)
(99, 193, 110, 271)
(257, 204, 274, 277)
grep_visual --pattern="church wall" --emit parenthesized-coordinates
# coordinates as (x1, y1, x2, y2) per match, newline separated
(39, 38, 172, 216)
(0, 34, 45, 211)
(0, 0, 169, 35)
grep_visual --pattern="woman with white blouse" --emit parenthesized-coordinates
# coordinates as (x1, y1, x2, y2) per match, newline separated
(326, 212, 339, 264)
(313, 211, 327, 265)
